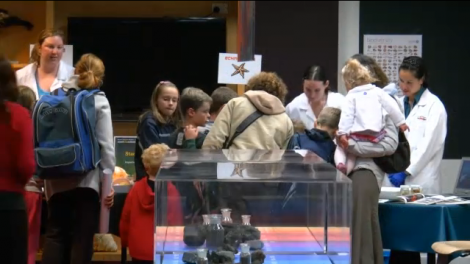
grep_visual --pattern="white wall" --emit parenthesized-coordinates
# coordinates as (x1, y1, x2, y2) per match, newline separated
(337, 1, 360, 95)
(337, 1, 458, 194)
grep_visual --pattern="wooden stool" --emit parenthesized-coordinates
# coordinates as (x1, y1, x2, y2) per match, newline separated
(432, 241, 470, 264)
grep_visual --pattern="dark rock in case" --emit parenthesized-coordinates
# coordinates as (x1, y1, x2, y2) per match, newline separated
(182, 251, 199, 264)
(251, 250, 266, 264)
(246, 240, 264, 250)
(239, 225, 261, 242)
(208, 250, 235, 264)
(217, 244, 239, 254)
(224, 227, 243, 248)
(183, 225, 206, 247)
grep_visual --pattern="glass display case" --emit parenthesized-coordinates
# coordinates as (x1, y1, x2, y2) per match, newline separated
(155, 149, 352, 264)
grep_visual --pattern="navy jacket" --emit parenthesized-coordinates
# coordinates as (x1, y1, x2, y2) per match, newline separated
(134, 112, 176, 181)
(288, 128, 336, 166)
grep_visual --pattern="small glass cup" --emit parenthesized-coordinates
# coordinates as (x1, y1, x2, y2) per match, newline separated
(221, 208, 233, 224)
(242, 215, 251, 226)
(202, 214, 210, 225)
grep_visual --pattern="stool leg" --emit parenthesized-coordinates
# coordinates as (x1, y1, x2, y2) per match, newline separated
(389, 250, 421, 264)
(436, 254, 449, 264)
(427, 253, 436, 264)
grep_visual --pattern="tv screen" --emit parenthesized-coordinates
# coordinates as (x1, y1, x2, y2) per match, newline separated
(67, 17, 227, 117)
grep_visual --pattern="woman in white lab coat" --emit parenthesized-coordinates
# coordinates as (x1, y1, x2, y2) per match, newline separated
(384, 56, 447, 194)
(15, 28, 75, 264)
(285, 65, 345, 129)
(16, 29, 75, 100)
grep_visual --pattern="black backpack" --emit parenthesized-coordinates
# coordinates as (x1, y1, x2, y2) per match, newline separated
(373, 96, 411, 173)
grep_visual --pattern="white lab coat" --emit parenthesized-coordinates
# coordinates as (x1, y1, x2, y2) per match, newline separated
(16, 61, 75, 100)
(285, 92, 346, 130)
(382, 89, 447, 194)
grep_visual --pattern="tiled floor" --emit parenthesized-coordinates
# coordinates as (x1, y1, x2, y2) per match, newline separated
(155, 226, 351, 264)
(160, 254, 351, 264)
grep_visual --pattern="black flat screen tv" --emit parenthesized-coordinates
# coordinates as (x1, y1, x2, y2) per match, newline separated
(67, 17, 227, 118)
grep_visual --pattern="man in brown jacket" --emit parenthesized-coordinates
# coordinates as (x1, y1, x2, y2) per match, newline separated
(202, 72, 294, 150)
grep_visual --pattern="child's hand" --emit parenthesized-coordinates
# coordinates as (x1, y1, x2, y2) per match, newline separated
(338, 135, 349, 149)
(399, 123, 410, 132)
(35, 178, 44, 188)
(184, 125, 198, 140)
(104, 187, 114, 208)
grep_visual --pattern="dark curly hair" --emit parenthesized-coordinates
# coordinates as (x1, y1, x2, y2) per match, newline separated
(246, 72, 288, 103)
(0, 55, 19, 121)
(399, 56, 429, 88)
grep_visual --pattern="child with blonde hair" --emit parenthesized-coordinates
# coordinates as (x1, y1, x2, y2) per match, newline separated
(335, 59, 408, 174)
(289, 107, 341, 165)
(120, 144, 182, 264)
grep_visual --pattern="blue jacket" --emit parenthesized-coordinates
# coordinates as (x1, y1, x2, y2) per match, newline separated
(134, 112, 176, 180)
(288, 128, 336, 166)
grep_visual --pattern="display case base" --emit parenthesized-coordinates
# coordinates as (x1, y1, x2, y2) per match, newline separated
(155, 226, 351, 263)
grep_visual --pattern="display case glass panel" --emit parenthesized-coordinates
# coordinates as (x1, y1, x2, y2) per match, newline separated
(155, 149, 352, 264)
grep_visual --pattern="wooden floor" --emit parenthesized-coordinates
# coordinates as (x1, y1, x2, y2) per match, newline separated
(35, 235, 131, 263)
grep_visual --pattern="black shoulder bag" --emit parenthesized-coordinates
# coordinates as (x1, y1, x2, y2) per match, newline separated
(223, 110, 264, 149)
(373, 95, 411, 174)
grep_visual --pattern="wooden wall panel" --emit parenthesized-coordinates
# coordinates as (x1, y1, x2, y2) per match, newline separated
(113, 122, 138, 137)
(0, 1, 47, 63)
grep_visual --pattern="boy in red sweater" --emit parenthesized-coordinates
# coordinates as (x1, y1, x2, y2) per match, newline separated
(120, 144, 183, 264)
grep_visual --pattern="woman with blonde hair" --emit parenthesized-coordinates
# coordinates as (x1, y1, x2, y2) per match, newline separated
(342, 54, 404, 264)
(16, 29, 75, 99)
(41, 53, 115, 264)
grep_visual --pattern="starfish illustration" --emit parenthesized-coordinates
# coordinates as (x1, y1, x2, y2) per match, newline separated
(230, 163, 246, 177)
(231, 63, 249, 79)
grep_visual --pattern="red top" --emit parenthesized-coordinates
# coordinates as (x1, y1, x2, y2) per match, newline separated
(120, 179, 183, 261)
(0, 102, 35, 194)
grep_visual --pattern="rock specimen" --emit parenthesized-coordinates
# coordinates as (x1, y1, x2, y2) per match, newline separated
(246, 240, 264, 250)
(184, 225, 206, 247)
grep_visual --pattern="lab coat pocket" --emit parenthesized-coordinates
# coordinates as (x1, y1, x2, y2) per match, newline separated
(415, 115, 427, 138)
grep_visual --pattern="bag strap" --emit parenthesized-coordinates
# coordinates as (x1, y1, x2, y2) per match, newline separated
(223, 110, 264, 149)
(52, 88, 101, 96)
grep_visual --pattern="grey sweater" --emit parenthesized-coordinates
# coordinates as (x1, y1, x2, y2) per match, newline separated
(347, 114, 399, 189)
(44, 76, 115, 200)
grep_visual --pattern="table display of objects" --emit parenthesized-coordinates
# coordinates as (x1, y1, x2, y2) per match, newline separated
(112, 166, 134, 193)
(112, 166, 134, 186)
(182, 209, 266, 264)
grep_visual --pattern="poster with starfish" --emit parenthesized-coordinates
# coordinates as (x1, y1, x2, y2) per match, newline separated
(217, 53, 262, 85)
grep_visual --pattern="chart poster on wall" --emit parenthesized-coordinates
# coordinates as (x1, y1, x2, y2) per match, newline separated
(114, 136, 136, 177)
(29, 44, 74, 66)
(363, 34, 422, 93)
(218, 53, 262, 85)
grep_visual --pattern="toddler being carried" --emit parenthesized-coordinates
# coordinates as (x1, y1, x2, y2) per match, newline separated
(335, 59, 408, 174)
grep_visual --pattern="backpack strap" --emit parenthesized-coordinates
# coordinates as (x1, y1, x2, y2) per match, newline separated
(52, 89, 63, 96)
(223, 110, 264, 149)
